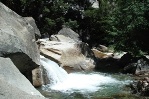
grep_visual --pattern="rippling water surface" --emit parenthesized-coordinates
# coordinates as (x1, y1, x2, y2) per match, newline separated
(39, 55, 139, 99)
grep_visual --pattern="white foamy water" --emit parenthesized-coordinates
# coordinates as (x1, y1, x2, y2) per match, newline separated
(40, 55, 125, 93)
(40, 55, 68, 84)
(50, 73, 119, 93)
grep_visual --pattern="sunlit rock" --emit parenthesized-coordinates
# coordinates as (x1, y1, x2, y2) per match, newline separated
(92, 48, 113, 59)
(58, 27, 81, 42)
(0, 2, 45, 99)
(50, 34, 75, 42)
(0, 57, 45, 99)
(0, 2, 40, 76)
(39, 37, 96, 72)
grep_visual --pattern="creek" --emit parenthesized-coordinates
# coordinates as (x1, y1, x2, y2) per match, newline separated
(38, 56, 140, 99)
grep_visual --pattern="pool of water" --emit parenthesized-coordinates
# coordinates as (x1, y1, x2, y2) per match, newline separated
(37, 72, 141, 99)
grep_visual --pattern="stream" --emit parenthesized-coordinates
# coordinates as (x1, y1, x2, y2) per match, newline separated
(38, 56, 141, 99)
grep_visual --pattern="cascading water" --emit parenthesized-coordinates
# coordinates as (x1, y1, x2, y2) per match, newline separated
(50, 73, 119, 93)
(40, 55, 131, 95)
(40, 55, 68, 85)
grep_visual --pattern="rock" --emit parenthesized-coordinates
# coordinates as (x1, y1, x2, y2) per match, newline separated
(135, 58, 149, 75)
(92, 45, 149, 74)
(0, 79, 46, 99)
(92, 0, 99, 8)
(95, 57, 120, 72)
(32, 67, 43, 87)
(0, 2, 46, 98)
(0, 57, 45, 99)
(124, 63, 138, 74)
(58, 27, 80, 42)
(50, 34, 75, 42)
(24, 17, 41, 39)
(91, 48, 121, 72)
(96, 45, 109, 52)
(113, 52, 127, 59)
(144, 77, 149, 83)
(145, 55, 149, 60)
(92, 48, 140, 73)
(92, 48, 113, 59)
(142, 81, 148, 87)
(124, 57, 149, 75)
(39, 38, 95, 72)
(119, 53, 140, 74)
(119, 53, 134, 67)
(116, 53, 149, 74)
(119, 53, 149, 75)
(130, 77, 149, 96)
(40, 65, 51, 85)
(32, 66, 51, 86)
(89, 0, 99, 8)
(0, 2, 40, 78)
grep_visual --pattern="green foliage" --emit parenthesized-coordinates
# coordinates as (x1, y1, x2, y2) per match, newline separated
(64, 19, 79, 29)
(1, 0, 149, 56)
(104, 0, 149, 56)
(80, 0, 113, 46)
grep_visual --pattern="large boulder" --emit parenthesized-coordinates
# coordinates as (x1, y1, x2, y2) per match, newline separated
(0, 57, 45, 99)
(50, 34, 75, 42)
(92, 47, 129, 72)
(92, 48, 117, 72)
(92, 48, 113, 59)
(123, 56, 149, 75)
(24, 17, 41, 39)
(0, 80, 46, 99)
(39, 38, 96, 73)
(58, 27, 80, 42)
(93, 47, 149, 74)
(0, 2, 40, 78)
(0, 2, 45, 98)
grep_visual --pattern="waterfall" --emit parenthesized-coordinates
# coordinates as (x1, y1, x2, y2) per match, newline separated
(40, 55, 128, 93)
(40, 55, 68, 85)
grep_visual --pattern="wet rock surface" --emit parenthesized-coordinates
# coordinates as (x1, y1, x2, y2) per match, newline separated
(130, 76, 149, 96)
